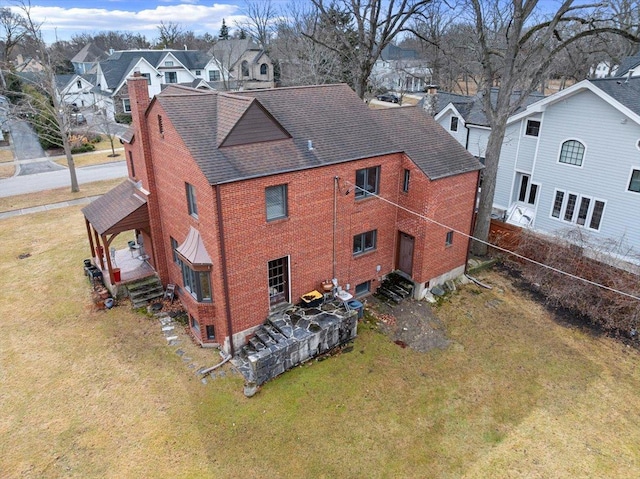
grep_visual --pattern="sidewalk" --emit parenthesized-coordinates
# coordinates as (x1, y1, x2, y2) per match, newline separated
(0, 195, 101, 220)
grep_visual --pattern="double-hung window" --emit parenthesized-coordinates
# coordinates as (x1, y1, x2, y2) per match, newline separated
(551, 189, 605, 230)
(266, 184, 287, 221)
(186, 183, 198, 218)
(355, 166, 380, 199)
(165, 71, 177, 83)
(209, 70, 220, 81)
(353, 230, 377, 255)
(628, 169, 640, 193)
(450, 116, 459, 132)
(180, 262, 212, 302)
(525, 120, 541, 137)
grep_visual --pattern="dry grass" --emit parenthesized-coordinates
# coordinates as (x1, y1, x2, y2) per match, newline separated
(1, 206, 639, 478)
(0, 163, 15, 179)
(54, 150, 124, 168)
(0, 178, 124, 212)
(0, 148, 14, 163)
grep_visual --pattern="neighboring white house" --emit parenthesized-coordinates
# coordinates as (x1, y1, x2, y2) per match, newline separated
(93, 49, 227, 119)
(55, 73, 97, 109)
(430, 88, 544, 160)
(370, 44, 431, 93)
(492, 77, 640, 265)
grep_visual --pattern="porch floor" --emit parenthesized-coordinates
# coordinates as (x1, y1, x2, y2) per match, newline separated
(96, 247, 156, 287)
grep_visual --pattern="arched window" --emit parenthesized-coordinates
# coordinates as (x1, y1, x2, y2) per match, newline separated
(260, 63, 268, 75)
(559, 140, 585, 166)
(241, 60, 249, 77)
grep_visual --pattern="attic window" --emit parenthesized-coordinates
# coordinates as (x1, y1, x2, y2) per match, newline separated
(195, 70, 201, 76)
(450, 116, 459, 132)
(76, 80, 82, 89)
(165, 61, 174, 66)
(158, 115, 164, 136)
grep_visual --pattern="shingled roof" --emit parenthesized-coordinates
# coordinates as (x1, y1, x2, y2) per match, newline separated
(99, 50, 212, 91)
(590, 76, 640, 116)
(154, 83, 481, 184)
(374, 107, 483, 180)
(82, 179, 149, 235)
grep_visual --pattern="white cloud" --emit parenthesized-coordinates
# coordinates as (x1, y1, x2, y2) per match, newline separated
(22, 3, 249, 42)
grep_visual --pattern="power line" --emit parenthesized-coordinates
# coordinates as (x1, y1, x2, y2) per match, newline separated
(344, 181, 640, 302)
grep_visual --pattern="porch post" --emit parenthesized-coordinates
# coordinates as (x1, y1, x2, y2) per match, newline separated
(102, 234, 115, 285)
(85, 218, 95, 262)
(93, 228, 104, 270)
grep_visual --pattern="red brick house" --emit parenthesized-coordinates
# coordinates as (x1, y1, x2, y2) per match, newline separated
(83, 73, 481, 354)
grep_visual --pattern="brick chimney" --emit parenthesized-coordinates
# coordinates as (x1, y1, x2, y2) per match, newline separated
(423, 84, 439, 117)
(126, 71, 170, 284)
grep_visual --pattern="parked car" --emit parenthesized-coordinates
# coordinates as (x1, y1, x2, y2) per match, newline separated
(376, 93, 399, 103)
(71, 113, 86, 125)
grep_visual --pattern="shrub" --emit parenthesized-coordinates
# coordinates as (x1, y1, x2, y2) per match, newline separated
(71, 143, 95, 154)
(115, 113, 132, 124)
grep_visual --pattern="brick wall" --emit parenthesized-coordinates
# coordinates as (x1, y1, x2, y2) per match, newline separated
(129, 79, 478, 350)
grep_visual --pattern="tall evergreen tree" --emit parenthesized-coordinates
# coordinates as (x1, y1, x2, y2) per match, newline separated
(219, 19, 230, 40)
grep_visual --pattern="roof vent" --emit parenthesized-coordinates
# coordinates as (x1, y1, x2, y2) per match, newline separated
(308, 140, 314, 151)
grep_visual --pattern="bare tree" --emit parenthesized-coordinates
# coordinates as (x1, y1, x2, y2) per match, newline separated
(272, 2, 345, 86)
(461, 0, 639, 255)
(237, 0, 278, 50)
(9, 1, 79, 192)
(0, 7, 26, 67)
(304, 0, 433, 98)
(156, 21, 183, 49)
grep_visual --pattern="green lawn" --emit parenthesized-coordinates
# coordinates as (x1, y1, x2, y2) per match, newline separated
(1, 205, 639, 478)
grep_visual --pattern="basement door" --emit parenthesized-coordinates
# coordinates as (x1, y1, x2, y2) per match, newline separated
(268, 256, 290, 307)
(398, 232, 414, 277)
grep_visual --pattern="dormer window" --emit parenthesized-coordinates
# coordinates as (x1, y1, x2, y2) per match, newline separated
(450, 116, 459, 132)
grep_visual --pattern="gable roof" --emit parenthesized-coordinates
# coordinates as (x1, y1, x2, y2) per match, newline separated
(81, 179, 149, 235)
(374, 107, 483, 179)
(431, 88, 545, 127)
(212, 39, 264, 68)
(379, 44, 419, 61)
(71, 43, 107, 64)
(153, 83, 482, 185)
(508, 77, 640, 126)
(98, 49, 212, 91)
(614, 51, 640, 78)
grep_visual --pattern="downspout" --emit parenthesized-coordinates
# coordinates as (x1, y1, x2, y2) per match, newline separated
(215, 185, 235, 357)
(333, 176, 338, 279)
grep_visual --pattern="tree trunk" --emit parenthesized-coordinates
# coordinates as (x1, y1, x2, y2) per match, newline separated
(471, 116, 508, 256)
(62, 135, 79, 193)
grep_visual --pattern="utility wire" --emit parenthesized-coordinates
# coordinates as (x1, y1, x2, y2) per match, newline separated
(345, 181, 640, 302)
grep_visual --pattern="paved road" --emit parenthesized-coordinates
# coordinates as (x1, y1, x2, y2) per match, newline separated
(0, 160, 127, 198)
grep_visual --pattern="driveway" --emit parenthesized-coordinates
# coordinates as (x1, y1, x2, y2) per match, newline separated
(8, 119, 65, 175)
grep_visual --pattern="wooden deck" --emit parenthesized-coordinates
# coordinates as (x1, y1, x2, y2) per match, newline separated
(96, 247, 156, 289)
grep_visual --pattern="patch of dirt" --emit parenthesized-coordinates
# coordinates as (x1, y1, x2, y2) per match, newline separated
(367, 296, 450, 352)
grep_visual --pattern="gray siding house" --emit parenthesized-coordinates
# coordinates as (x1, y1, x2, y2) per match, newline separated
(494, 78, 640, 265)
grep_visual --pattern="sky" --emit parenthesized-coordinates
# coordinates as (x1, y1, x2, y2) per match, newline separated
(8, 0, 295, 44)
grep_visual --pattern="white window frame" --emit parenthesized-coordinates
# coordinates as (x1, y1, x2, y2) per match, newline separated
(549, 188, 606, 231)
(450, 116, 459, 132)
(557, 138, 586, 168)
(122, 98, 131, 113)
(626, 167, 640, 194)
(524, 119, 541, 137)
(515, 172, 539, 205)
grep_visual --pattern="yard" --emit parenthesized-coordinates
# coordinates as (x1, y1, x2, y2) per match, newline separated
(1, 205, 639, 478)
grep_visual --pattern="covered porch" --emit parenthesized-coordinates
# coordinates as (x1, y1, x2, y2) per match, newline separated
(81, 179, 156, 294)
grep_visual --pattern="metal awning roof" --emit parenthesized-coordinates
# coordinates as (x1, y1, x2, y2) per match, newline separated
(176, 226, 212, 266)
